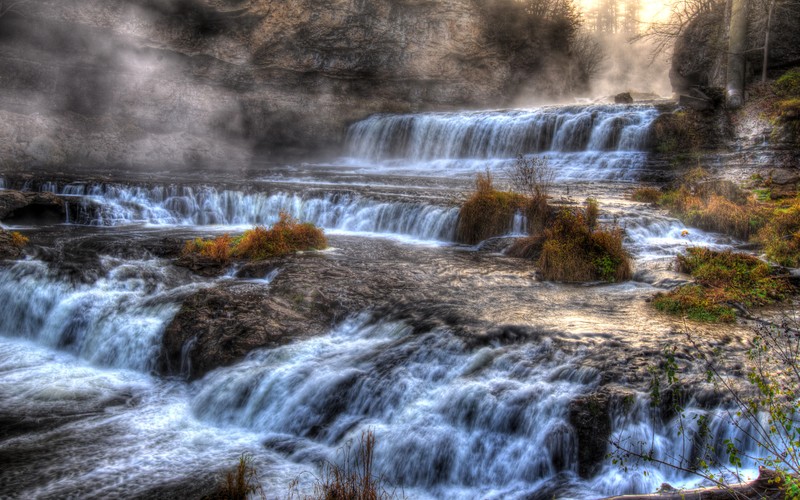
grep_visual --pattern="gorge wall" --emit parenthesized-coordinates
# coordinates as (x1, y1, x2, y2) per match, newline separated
(0, 0, 529, 171)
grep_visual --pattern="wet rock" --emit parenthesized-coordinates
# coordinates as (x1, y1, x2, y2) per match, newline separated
(0, 189, 65, 223)
(0, 230, 25, 259)
(614, 92, 633, 104)
(568, 386, 635, 479)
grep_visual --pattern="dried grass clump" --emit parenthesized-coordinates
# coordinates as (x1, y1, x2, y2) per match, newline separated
(658, 170, 764, 241)
(233, 212, 327, 260)
(288, 430, 400, 500)
(10, 231, 28, 248)
(210, 453, 264, 500)
(456, 171, 527, 245)
(181, 213, 327, 265)
(758, 200, 800, 267)
(537, 208, 632, 283)
(182, 234, 233, 264)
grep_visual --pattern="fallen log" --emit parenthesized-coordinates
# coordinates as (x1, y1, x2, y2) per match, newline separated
(603, 467, 786, 499)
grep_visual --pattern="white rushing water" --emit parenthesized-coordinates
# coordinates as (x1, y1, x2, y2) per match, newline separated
(0, 266, 767, 498)
(343, 105, 659, 180)
(0, 258, 200, 372)
(54, 183, 459, 242)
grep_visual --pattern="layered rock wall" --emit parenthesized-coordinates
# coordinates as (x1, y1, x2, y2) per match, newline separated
(0, 0, 511, 170)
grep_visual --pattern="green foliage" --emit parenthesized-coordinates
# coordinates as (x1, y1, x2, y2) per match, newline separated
(653, 248, 791, 322)
(612, 318, 800, 496)
(774, 67, 800, 98)
(653, 284, 736, 323)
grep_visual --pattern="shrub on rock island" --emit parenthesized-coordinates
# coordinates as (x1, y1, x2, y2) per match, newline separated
(456, 171, 528, 245)
(536, 207, 632, 283)
(653, 247, 791, 323)
(181, 213, 327, 267)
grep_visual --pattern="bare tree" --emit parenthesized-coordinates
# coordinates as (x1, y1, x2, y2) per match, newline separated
(0, 0, 28, 18)
(571, 31, 608, 84)
(504, 155, 555, 200)
(632, 0, 722, 63)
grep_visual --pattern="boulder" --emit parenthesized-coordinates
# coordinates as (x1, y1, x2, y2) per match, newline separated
(614, 92, 633, 104)
(0, 230, 25, 259)
(568, 386, 635, 478)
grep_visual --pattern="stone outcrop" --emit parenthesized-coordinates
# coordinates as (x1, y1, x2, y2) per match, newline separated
(0, 0, 514, 170)
(0, 230, 26, 259)
(0, 189, 65, 223)
(670, 3, 800, 94)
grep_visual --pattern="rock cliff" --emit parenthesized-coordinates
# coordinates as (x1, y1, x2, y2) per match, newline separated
(0, 0, 513, 170)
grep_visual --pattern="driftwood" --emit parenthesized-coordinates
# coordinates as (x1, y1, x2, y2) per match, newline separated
(603, 468, 786, 500)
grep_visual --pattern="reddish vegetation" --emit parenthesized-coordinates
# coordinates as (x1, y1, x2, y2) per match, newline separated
(233, 212, 327, 260)
(181, 213, 327, 266)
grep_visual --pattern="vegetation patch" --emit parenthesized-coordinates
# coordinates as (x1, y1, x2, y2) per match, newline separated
(631, 187, 661, 204)
(653, 168, 764, 240)
(758, 199, 800, 267)
(456, 171, 528, 245)
(653, 247, 791, 323)
(537, 207, 632, 283)
(9, 231, 28, 249)
(181, 213, 327, 267)
(233, 213, 328, 260)
(649, 111, 703, 155)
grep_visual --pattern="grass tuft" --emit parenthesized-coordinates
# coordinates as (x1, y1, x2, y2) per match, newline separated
(10, 231, 28, 249)
(210, 453, 264, 500)
(182, 213, 327, 265)
(456, 171, 527, 244)
(182, 234, 234, 265)
(233, 212, 328, 260)
(631, 187, 661, 204)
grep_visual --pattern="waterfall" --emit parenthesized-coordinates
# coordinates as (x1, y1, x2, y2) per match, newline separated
(0, 259, 197, 372)
(344, 105, 658, 181)
(50, 183, 459, 241)
(0, 258, 775, 497)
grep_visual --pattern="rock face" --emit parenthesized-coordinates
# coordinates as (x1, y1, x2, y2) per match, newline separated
(670, 3, 800, 94)
(0, 0, 512, 170)
(0, 230, 25, 259)
(0, 190, 65, 223)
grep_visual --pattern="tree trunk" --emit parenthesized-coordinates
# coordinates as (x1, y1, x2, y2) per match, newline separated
(762, 0, 775, 83)
(602, 468, 787, 500)
(726, 0, 749, 108)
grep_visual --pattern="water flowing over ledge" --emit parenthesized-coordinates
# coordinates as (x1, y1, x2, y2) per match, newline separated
(24, 181, 460, 242)
(343, 105, 659, 181)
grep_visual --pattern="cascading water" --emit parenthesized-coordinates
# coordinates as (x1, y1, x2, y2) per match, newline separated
(49, 182, 459, 242)
(0, 258, 200, 372)
(0, 256, 772, 498)
(344, 105, 659, 180)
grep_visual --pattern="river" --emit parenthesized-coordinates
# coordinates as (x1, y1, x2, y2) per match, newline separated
(0, 103, 764, 499)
